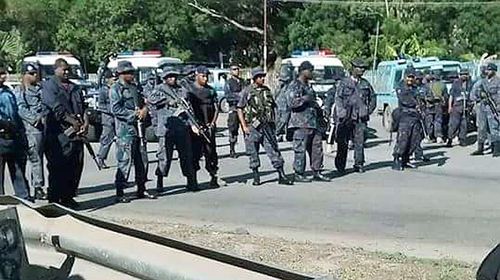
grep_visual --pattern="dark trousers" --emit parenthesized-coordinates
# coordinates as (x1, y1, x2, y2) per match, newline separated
(424, 106, 443, 139)
(244, 125, 284, 170)
(193, 126, 218, 176)
(156, 126, 194, 178)
(227, 110, 240, 144)
(115, 136, 146, 197)
(0, 152, 29, 199)
(97, 114, 115, 160)
(393, 117, 422, 161)
(335, 121, 366, 171)
(292, 128, 323, 174)
(448, 108, 467, 143)
(45, 134, 84, 202)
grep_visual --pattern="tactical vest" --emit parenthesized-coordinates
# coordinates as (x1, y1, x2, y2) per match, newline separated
(244, 86, 275, 124)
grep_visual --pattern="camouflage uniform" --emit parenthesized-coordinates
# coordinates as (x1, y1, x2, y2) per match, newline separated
(97, 84, 115, 163)
(424, 80, 448, 140)
(110, 80, 148, 198)
(471, 77, 489, 153)
(447, 79, 471, 146)
(483, 74, 500, 156)
(238, 83, 284, 170)
(334, 76, 376, 172)
(15, 84, 47, 194)
(287, 79, 324, 175)
(275, 63, 294, 137)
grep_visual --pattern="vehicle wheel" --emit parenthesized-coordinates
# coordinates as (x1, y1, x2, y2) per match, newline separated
(219, 98, 230, 113)
(382, 106, 393, 133)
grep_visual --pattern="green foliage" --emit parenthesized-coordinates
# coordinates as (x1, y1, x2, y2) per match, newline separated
(0, 29, 27, 69)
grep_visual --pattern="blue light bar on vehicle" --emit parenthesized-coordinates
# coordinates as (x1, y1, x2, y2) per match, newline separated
(116, 50, 162, 58)
(36, 51, 73, 56)
(291, 49, 335, 58)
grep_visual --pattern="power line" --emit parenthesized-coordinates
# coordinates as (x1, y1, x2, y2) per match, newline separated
(277, 0, 500, 6)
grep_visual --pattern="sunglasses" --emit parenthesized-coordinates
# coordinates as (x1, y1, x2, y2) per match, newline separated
(231, 67, 240, 71)
(26, 72, 38, 76)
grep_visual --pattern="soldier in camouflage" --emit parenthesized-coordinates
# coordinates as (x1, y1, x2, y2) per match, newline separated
(237, 67, 293, 186)
(224, 63, 245, 158)
(446, 70, 471, 147)
(96, 69, 117, 169)
(287, 61, 329, 183)
(275, 61, 294, 141)
(334, 58, 376, 174)
(110, 61, 157, 203)
(470, 66, 490, 156)
(482, 63, 500, 157)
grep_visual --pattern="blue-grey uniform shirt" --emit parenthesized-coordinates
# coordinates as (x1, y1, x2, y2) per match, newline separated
(286, 79, 319, 130)
(15, 84, 48, 131)
(334, 76, 376, 123)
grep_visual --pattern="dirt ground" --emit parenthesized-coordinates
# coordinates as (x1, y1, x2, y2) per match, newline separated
(105, 217, 478, 280)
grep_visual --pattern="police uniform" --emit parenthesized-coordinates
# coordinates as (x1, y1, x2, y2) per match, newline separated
(334, 59, 376, 173)
(148, 66, 198, 191)
(15, 63, 48, 199)
(184, 66, 223, 188)
(0, 69, 30, 200)
(392, 75, 423, 170)
(96, 71, 116, 168)
(224, 69, 244, 158)
(482, 63, 500, 157)
(447, 72, 471, 147)
(42, 67, 85, 207)
(470, 68, 489, 155)
(413, 72, 430, 162)
(287, 61, 329, 182)
(110, 61, 156, 203)
(424, 77, 447, 142)
(237, 68, 292, 186)
(275, 62, 294, 138)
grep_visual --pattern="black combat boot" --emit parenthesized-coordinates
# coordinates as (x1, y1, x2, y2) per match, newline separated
(294, 173, 312, 183)
(187, 174, 200, 192)
(493, 142, 500, 157)
(229, 143, 237, 158)
(277, 168, 293, 185)
(446, 138, 453, 148)
(209, 174, 221, 188)
(392, 156, 403, 171)
(156, 175, 164, 193)
(471, 143, 484, 156)
(353, 165, 365, 173)
(137, 185, 157, 199)
(252, 168, 261, 186)
(312, 171, 330, 182)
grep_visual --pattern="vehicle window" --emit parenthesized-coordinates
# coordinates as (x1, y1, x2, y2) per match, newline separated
(373, 65, 392, 93)
(393, 70, 403, 88)
(313, 66, 345, 82)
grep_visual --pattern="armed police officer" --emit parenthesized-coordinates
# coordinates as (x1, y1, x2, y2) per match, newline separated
(42, 58, 87, 208)
(237, 67, 293, 186)
(0, 66, 30, 200)
(184, 66, 225, 188)
(96, 69, 117, 169)
(391, 70, 423, 170)
(424, 72, 447, 143)
(275, 61, 294, 141)
(470, 66, 490, 156)
(224, 63, 245, 158)
(16, 62, 48, 200)
(482, 63, 500, 157)
(413, 71, 430, 162)
(334, 59, 376, 174)
(446, 70, 471, 147)
(287, 61, 329, 182)
(149, 66, 199, 192)
(110, 61, 157, 203)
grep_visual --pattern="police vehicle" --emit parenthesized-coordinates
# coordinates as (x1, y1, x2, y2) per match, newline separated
(282, 49, 346, 106)
(372, 57, 461, 131)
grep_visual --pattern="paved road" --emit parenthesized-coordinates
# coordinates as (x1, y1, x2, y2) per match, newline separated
(6, 114, 500, 262)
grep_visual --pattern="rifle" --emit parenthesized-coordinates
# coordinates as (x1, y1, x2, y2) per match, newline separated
(63, 125, 101, 171)
(159, 87, 212, 144)
(130, 85, 148, 149)
(326, 104, 336, 145)
(480, 83, 500, 122)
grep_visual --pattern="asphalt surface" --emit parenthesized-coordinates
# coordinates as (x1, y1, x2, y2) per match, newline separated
(5, 114, 500, 262)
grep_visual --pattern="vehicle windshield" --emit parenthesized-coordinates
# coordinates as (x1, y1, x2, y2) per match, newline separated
(416, 64, 460, 83)
(39, 64, 84, 80)
(313, 66, 345, 82)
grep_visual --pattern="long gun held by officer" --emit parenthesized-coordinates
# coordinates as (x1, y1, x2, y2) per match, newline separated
(130, 86, 148, 148)
(63, 114, 101, 171)
(480, 83, 500, 122)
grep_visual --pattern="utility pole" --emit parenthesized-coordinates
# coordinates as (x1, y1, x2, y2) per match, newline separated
(263, 0, 268, 72)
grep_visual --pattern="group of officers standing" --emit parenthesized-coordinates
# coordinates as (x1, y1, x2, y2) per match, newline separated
(1, 55, 499, 207)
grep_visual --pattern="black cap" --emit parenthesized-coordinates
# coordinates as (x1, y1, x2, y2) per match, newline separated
(251, 67, 266, 79)
(405, 69, 417, 77)
(22, 63, 39, 74)
(351, 58, 368, 69)
(116, 60, 135, 74)
(195, 65, 210, 75)
(102, 69, 114, 79)
(486, 63, 498, 72)
(298, 61, 314, 73)
(182, 65, 196, 75)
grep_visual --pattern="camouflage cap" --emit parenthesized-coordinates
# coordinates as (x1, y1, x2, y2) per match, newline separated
(486, 63, 498, 72)
(351, 58, 368, 69)
(298, 61, 314, 72)
(116, 60, 135, 74)
(160, 66, 180, 79)
(251, 67, 266, 79)
(22, 62, 39, 74)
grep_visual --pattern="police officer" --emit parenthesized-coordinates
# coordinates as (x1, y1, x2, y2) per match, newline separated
(482, 63, 500, 157)
(0, 66, 30, 200)
(287, 61, 329, 182)
(334, 58, 376, 174)
(237, 67, 293, 186)
(471, 66, 489, 156)
(275, 61, 294, 141)
(446, 70, 471, 147)
(16, 62, 48, 200)
(96, 70, 117, 169)
(392, 70, 423, 170)
(413, 71, 430, 162)
(224, 63, 244, 158)
(110, 61, 157, 203)
(425, 72, 447, 143)
(42, 58, 86, 208)
(178, 65, 196, 90)
(149, 66, 199, 192)
(184, 66, 225, 188)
